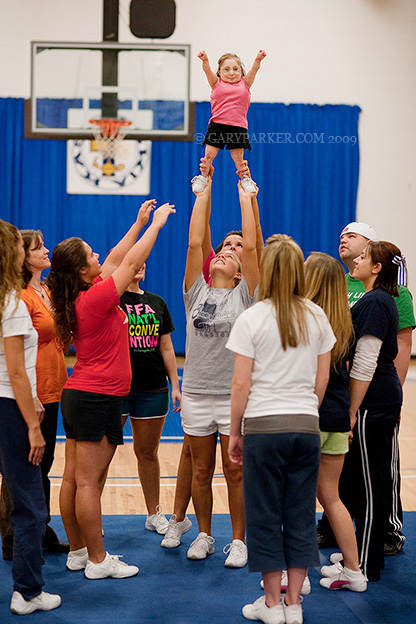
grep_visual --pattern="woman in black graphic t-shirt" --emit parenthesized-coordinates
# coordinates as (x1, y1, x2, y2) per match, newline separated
(120, 263, 181, 536)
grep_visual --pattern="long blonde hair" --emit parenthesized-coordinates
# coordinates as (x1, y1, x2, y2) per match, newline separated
(0, 220, 23, 336)
(258, 234, 309, 350)
(304, 252, 354, 370)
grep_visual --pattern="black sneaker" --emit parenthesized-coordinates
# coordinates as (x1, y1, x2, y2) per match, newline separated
(384, 542, 403, 556)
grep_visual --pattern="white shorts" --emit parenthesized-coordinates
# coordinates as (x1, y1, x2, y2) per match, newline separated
(181, 392, 231, 437)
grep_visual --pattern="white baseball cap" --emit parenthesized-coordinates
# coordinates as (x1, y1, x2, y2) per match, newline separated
(340, 221, 377, 240)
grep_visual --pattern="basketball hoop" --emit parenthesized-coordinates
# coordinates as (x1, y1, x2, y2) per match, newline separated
(89, 118, 132, 162)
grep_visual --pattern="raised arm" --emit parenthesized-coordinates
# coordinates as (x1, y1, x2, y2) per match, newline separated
(238, 182, 260, 295)
(200, 158, 214, 262)
(244, 49, 267, 89)
(101, 199, 156, 279)
(237, 161, 264, 266)
(184, 178, 213, 292)
(198, 50, 218, 89)
(111, 203, 175, 296)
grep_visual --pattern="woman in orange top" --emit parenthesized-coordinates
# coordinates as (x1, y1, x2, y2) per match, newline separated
(0, 230, 68, 559)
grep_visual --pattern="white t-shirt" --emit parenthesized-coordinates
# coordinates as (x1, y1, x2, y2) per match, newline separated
(226, 298, 336, 419)
(0, 292, 38, 399)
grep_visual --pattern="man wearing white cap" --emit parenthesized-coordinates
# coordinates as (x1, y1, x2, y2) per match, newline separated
(316, 221, 415, 557)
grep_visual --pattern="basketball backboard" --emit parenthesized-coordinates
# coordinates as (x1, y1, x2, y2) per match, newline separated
(26, 41, 193, 140)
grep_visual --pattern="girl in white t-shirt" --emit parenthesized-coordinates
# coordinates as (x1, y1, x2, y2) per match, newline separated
(0, 219, 61, 615)
(227, 234, 335, 624)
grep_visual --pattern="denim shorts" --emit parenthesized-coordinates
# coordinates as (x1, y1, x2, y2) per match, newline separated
(123, 391, 169, 419)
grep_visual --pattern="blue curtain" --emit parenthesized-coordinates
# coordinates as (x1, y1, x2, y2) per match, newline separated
(0, 97, 360, 353)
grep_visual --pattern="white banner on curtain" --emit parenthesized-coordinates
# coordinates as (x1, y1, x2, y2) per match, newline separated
(66, 140, 151, 195)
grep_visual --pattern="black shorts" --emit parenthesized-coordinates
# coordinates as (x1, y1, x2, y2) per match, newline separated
(61, 388, 124, 445)
(202, 122, 251, 151)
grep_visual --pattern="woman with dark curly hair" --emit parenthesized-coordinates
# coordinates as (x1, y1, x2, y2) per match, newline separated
(48, 201, 175, 580)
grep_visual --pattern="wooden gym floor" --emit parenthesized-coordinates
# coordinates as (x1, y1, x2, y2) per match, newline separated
(46, 363, 416, 516)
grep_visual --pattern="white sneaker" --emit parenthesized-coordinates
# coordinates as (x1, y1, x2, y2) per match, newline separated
(320, 567, 367, 592)
(242, 595, 285, 624)
(240, 175, 258, 194)
(161, 515, 192, 548)
(321, 552, 344, 578)
(191, 175, 209, 193)
(260, 571, 311, 595)
(282, 600, 303, 624)
(10, 591, 61, 615)
(223, 539, 248, 568)
(145, 505, 169, 535)
(187, 532, 215, 560)
(84, 552, 139, 579)
(66, 546, 88, 571)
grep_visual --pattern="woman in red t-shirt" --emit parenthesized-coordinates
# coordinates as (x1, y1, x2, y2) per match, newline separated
(48, 201, 175, 580)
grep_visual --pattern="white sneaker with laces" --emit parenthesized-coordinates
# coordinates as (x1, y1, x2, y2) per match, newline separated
(145, 505, 169, 535)
(242, 595, 285, 624)
(320, 567, 367, 592)
(10, 591, 61, 615)
(282, 600, 303, 624)
(240, 176, 258, 194)
(223, 539, 248, 568)
(66, 546, 88, 571)
(161, 515, 192, 548)
(260, 570, 311, 595)
(187, 532, 215, 560)
(191, 175, 209, 193)
(84, 552, 139, 579)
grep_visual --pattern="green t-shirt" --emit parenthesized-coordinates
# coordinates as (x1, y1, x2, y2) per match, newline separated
(345, 273, 416, 331)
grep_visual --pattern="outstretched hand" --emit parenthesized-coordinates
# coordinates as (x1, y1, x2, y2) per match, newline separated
(197, 50, 209, 62)
(236, 160, 250, 179)
(137, 199, 157, 227)
(199, 157, 214, 178)
(256, 50, 267, 62)
(152, 203, 176, 229)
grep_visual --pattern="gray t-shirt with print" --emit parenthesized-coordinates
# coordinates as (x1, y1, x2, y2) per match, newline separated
(182, 274, 256, 394)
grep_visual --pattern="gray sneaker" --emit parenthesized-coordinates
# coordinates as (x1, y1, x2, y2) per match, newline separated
(161, 515, 193, 548)
(145, 505, 169, 535)
(187, 532, 215, 560)
(10, 591, 61, 615)
(84, 552, 139, 579)
(242, 595, 284, 624)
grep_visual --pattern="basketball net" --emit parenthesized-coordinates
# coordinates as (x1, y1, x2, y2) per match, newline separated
(89, 119, 132, 163)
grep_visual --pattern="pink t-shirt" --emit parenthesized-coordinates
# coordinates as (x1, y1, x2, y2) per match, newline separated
(210, 78, 251, 128)
(65, 276, 132, 396)
(203, 249, 215, 287)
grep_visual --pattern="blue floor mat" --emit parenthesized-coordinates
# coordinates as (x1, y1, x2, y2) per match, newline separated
(1, 513, 415, 624)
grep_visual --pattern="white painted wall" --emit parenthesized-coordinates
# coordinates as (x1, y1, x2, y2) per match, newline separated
(2, 0, 416, 344)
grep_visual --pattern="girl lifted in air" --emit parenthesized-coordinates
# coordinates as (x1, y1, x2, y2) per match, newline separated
(191, 49, 266, 194)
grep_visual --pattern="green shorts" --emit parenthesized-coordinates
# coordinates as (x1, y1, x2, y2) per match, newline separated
(320, 431, 349, 455)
